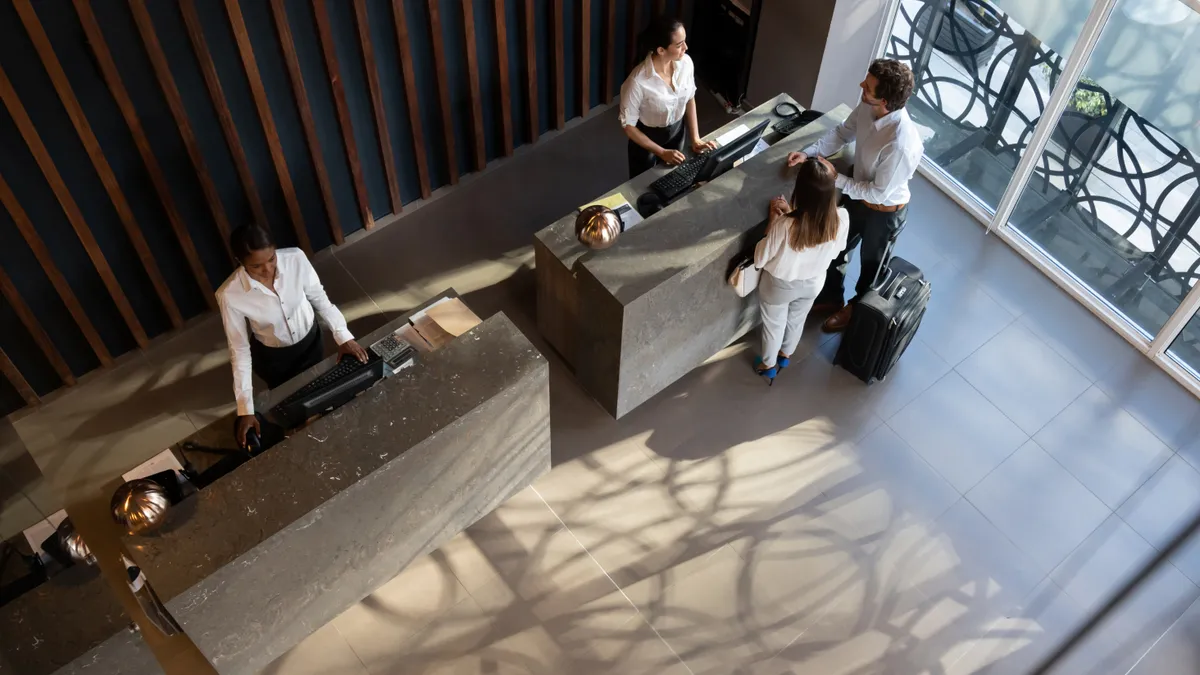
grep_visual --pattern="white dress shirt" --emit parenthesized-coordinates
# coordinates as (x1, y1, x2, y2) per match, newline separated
(803, 103, 925, 206)
(618, 54, 697, 129)
(755, 208, 851, 282)
(217, 247, 353, 416)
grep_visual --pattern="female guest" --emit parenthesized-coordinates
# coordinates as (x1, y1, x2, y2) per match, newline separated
(752, 157, 850, 384)
(217, 224, 367, 446)
(618, 16, 715, 178)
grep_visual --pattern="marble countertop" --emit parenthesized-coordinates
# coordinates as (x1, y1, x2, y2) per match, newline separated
(535, 98, 853, 305)
(125, 308, 546, 604)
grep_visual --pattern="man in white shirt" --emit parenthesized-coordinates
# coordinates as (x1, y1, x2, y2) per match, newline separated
(217, 224, 367, 446)
(786, 58, 924, 333)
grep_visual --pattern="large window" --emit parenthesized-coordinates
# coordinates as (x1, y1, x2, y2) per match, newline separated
(884, 0, 1200, 394)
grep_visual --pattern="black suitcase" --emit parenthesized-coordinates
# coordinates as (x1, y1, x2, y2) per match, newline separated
(835, 256, 931, 384)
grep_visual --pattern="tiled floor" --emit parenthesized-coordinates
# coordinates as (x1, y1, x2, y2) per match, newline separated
(7, 99, 1200, 673)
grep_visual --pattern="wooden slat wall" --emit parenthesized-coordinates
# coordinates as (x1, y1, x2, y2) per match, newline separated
(427, 0, 460, 185)
(129, 0, 236, 263)
(179, 0, 271, 230)
(493, 0, 514, 157)
(14, 0, 183, 330)
(73, 0, 215, 306)
(353, 0, 402, 213)
(462, 0, 487, 172)
(313, 0, 374, 230)
(0, 0, 650, 415)
(270, 0, 343, 245)
(524, 0, 538, 142)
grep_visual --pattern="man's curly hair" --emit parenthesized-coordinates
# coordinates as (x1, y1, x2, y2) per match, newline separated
(868, 59, 914, 112)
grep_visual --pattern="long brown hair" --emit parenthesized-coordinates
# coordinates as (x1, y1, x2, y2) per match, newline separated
(784, 157, 840, 251)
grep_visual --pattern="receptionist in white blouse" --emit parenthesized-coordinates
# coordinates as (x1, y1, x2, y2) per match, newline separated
(618, 16, 715, 178)
(217, 224, 368, 447)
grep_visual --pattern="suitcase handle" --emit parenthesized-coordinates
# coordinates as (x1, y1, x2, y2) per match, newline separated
(870, 222, 907, 289)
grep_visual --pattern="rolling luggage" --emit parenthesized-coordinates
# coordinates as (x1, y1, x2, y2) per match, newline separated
(835, 255, 930, 384)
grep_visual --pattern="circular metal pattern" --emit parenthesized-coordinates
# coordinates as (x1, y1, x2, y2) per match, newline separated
(110, 479, 171, 535)
(575, 205, 623, 250)
(56, 518, 95, 565)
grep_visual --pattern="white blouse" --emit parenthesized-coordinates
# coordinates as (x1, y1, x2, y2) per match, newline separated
(618, 54, 697, 129)
(754, 208, 851, 283)
(217, 247, 354, 416)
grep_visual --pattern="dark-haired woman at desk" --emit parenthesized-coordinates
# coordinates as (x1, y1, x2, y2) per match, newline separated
(619, 16, 716, 178)
(217, 224, 367, 447)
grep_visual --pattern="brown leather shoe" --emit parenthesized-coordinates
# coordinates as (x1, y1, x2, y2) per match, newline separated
(822, 304, 854, 333)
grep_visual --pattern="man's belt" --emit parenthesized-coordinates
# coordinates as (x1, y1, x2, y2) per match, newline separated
(862, 200, 906, 213)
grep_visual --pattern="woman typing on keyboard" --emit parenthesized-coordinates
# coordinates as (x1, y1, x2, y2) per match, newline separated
(619, 15, 716, 178)
(217, 224, 368, 447)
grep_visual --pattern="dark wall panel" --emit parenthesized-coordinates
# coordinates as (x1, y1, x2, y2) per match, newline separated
(286, 0, 365, 239)
(0, 0, 638, 418)
(366, 0, 422, 205)
(325, 0, 391, 220)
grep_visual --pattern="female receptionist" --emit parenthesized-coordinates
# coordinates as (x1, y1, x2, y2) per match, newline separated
(217, 224, 367, 447)
(619, 15, 716, 178)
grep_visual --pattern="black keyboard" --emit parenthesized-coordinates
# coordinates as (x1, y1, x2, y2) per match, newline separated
(650, 152, 710, 200)
(270, 353, 386, 428)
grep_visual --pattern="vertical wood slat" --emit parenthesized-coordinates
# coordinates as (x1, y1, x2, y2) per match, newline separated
(179, 0, 271, 230)
(461, 0, 487, 171)
(0, 175, 111, 365)
(627, 0, 640, 72)
(74, 0, 215, 307)
(128, 0, 235, 263)
(492, 0, 514, 157)
(553, 0, 564, 128)
(0, 266, 74, 386)
(223, 0, 311, 254)
(0, 347, 38, 406)
(14, 0, 179, 332)
(269, 0, 343, 245)
(313, 0, 374, 230)
(352, 0, 402, 213)
(580, 0, 590, 114)
(391, 1, 432, 199)
(0, 65, 149, 347)
(604, 0, 616, 101)
(523, 0, 538, 142)
(427, 0, 460, 184)
(655, 0, 666, 16)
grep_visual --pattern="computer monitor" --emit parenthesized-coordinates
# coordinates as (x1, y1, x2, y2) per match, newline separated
(697, 118, 771, 183)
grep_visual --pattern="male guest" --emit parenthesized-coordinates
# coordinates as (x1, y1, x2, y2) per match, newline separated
(786, 58, 924, 333)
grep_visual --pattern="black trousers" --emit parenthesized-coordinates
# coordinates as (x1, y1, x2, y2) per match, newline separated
(816, 197, 908, 305)
(628, 119, 686, 178)
(249, 322, 324, 390)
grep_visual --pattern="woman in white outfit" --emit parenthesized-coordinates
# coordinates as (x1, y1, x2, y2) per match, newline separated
(752, 156, 850, 383)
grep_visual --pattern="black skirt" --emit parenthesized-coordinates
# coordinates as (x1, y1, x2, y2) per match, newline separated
(628, 118, 686, 178)
(249, 321, 324, 390)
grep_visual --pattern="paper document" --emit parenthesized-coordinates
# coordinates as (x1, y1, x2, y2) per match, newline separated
(581, 192, 630, 211)
(733, 138, 771, 168)
(714, 124, 750, 148)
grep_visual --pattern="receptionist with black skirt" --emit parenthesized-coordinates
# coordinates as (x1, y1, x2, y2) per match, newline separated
(619, 16, 715, 178)
(218, 224, 368, 446)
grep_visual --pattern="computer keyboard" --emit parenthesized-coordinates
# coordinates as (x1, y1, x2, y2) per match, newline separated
(270, 353, 386, 428)
(773, 117, 805, 136)
(650, 151, 710, 201)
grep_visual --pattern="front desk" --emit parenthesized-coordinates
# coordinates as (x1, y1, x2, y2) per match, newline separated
(121, 293, 551, 675)
(535, 96, 852, 418)
(0, 563, 161, 675)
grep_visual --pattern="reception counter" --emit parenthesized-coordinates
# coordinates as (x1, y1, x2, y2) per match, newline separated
(121, 293, 551, 674)
(535, 96, 852, 418)
(0, 563, 160, 675)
